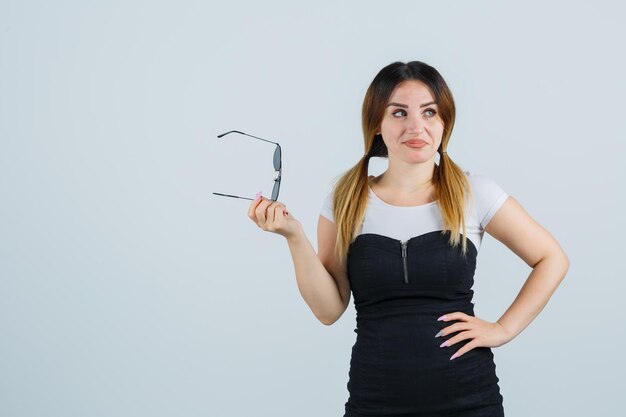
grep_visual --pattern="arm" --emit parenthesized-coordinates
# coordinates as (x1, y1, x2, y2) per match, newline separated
(247, 194, 349, 325)
(285, 221, 349, 326)
(484, 196, 570, 341)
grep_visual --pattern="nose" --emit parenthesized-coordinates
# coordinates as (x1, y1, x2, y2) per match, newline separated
(406, 112, 425, 134)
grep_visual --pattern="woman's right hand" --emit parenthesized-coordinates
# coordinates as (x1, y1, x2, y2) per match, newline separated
(248, 193, 302, 240)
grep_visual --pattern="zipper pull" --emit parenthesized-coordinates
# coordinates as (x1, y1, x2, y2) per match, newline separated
(401, 241, 408, 284)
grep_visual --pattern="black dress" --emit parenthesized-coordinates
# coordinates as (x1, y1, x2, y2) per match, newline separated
(343, 230, 505, 416)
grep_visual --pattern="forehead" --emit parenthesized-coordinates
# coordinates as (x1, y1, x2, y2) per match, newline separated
(388, 80, 434, 104)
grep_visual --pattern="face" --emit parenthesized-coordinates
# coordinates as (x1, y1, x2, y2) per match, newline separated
(378, 80, 444, 164)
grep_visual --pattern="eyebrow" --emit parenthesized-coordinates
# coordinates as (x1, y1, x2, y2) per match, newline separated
(386, 101, 437, 108)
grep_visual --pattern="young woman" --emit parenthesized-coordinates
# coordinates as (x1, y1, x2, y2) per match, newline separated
(248, 60, 569, 416)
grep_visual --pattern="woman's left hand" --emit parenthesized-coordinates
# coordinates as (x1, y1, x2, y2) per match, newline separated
(435, 312, 513, 360)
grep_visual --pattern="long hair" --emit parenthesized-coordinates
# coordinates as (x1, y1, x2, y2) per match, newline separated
(331, 60, 474, 266)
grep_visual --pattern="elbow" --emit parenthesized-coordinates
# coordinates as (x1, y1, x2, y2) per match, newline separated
(557, 246, 570, 273)
(318, 311, 341, 326)
(562, 252, 570, 276)
(551, 249, 570, 281)
(319, 315, 338, 326)
(317, 298, 349, 326)
(538, 248, 570, 276)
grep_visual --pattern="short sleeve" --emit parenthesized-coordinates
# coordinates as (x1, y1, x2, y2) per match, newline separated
(319, 190, 335, 223)
(467, 172, 509, 230)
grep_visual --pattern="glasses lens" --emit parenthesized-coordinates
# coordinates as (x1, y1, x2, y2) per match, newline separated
(272, 178, 280, 201)
(273, 146, 281, 171)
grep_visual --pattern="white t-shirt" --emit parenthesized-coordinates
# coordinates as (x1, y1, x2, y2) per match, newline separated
(319, 171, 509, 252)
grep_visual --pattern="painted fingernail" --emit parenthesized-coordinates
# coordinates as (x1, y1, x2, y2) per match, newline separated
(450, 353, 459, 360)
(440, 340, 449, 348)
(437, 315, 447, 321)
(254, 191, 262, 201)
(435, 330, 444, 338)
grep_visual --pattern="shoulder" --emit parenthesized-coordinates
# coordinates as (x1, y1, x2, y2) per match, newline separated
(465, 170, 505, 195)
(320, 188, 336, 222)
(321, 176, 375, 222)
(464, 170, 509, 229)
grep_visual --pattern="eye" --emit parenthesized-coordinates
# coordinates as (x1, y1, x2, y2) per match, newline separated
(391, 108, 438, 117)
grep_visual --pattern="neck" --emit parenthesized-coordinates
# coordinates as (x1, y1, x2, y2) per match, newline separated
(376, 159, 435, 194)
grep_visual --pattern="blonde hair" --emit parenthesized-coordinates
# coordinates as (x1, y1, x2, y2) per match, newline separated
(331, 60, 474, 266)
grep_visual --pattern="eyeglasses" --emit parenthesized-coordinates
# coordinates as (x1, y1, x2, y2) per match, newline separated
(212, 130, 282, 202)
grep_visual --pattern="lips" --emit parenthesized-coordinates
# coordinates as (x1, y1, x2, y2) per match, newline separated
(405, 139, 428, 145)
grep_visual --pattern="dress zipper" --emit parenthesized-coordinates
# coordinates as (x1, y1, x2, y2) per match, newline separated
(401, 240, 409, 284)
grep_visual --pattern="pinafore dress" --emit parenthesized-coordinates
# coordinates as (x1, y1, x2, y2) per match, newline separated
(343, 229, 505, 417)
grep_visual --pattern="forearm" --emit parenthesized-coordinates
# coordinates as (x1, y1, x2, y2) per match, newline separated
(285, 227, 344, 325)
(497, 252, 570, 341)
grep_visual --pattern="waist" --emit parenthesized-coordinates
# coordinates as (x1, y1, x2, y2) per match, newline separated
(355, 298, 475, 321)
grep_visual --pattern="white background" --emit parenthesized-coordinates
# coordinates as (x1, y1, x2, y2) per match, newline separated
(1, 1, 624, 416)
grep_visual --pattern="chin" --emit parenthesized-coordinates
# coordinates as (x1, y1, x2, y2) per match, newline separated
(408, 153, 435, 163)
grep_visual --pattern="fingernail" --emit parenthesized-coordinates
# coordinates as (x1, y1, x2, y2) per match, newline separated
(440, 340, 449, 348)
(450, 353, 459, 360)
(437, 315, 446, 321)
(435, 330, 443, 338)
(254, 191, 262, 201)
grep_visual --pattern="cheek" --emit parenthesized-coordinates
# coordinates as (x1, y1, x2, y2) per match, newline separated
(380, 118, 396, 130)
(429, 121, 444, 137)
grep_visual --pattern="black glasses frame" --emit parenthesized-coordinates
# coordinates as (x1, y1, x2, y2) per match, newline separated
(212, 130, 282, 202)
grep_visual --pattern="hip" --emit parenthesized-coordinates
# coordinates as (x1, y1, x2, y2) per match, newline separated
(347, 319, 504, 415)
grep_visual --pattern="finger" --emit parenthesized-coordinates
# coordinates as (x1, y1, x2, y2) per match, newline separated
(255, 198, 273, 224)
(276, 203, 288, 220)
(438, 312, 470, 322)
(267, 202, 286, 225)
(437, 322, 473, 338)
(270, 203, 282, 224)
(440, 330, 475, 348)
(248, 194, 265, 220)
(450, 340, 478, 361)
(438, 312, 460, 322)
